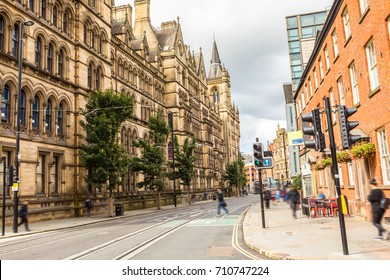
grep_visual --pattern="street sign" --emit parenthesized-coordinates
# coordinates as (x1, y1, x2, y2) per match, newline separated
(262, 157, 273, 169)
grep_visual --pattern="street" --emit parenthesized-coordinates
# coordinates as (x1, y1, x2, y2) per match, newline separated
(0, 195, 267, 260)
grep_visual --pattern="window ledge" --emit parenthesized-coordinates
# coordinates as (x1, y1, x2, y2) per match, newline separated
(368, 86, 380, 98)
(344, 35, 352, 47)
(358, 7, 370, 24)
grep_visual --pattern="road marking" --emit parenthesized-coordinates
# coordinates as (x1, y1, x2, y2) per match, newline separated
(232, 210, 261, 260)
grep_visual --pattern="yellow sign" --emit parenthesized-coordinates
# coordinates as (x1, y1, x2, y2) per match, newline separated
(12, 182, 19, 192)
(288, 131, 303, 146)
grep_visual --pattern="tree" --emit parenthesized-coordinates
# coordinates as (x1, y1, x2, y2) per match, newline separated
(168, 137, 197, 204)
(292, 174, 302, 192)
(224, 159, 246, 196)
(129, 109, 169, 210)
(79, 89, 133, 195)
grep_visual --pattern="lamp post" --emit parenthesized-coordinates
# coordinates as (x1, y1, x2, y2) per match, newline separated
(168, 112, 177, 207)
(13, 20, 34, 233)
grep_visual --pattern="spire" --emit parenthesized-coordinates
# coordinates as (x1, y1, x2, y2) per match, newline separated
(208, 37, 222, 79)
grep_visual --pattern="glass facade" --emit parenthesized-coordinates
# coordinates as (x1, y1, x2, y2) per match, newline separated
(286, 11, 328, 91)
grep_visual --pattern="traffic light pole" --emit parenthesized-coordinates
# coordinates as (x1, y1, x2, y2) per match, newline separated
(258, 169, 266, 228)
(324, 97, 349, 255)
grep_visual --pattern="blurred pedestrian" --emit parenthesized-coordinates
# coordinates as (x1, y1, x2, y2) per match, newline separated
(85, 197, 93, 218)
(264, 188, 271, 209)
(216, 189, 229, 215)
(368, 178, 389, 240)
(17, 201, 30, 231)
(287, 186, 300, 219)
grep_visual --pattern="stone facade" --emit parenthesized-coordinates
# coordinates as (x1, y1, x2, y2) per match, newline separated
(0, 0, 240, 220)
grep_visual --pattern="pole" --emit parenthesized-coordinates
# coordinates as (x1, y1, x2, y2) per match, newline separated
(2, 157, 6, 236)
(324, 97, 349, 255)
(282, 131, 288, 182)
(169, 112, 177, 207)
(13, 22, 25, 233)
(258, 169, 266, 228)
(256, 137, 266, 228)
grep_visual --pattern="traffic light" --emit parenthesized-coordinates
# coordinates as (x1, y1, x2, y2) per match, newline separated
(301, 108, 325, 152)
(253, 142, 263, 169)
(338, 105, 360, 149)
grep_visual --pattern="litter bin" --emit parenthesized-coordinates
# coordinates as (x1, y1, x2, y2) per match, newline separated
(115, 203, 124, 216)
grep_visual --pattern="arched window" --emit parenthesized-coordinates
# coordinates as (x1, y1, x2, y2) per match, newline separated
(35, 37, 42, 68)
(45, 99, 52, 132)
(32, 95, 40, 129)
(83, 23, 88, 43)
(20, 89, 27, 126)
(1, 84, 10, 123)
(58, 48, 64, 78)
(96, 67, 101, 90)
(52, 5, 58, 27)
(47, 43, 54, 73)
(57, 102, 64, 135)
(91, 30, 95, 49)
(98, 34, 103, 53)
(0, 16, 4, 53)
(41, 0, 47, 20)
(12, 24, 20, 58)
(88, 63, 93, 88)
(63, 12, 68, 34)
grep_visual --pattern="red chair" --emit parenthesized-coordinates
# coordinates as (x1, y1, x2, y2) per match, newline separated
(315, 201, 327, 217)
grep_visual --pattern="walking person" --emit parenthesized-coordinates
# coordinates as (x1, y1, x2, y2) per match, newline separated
(368, 178, 389, 240)
(264, 188, 271, 209)
(216, 189, 229, 215)
(17, 201, 31, 231)
(287, 186, 300, 219)
(85, 197, 93, 218)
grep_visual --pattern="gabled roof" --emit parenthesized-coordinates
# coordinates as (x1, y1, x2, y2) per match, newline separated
(155, 21, 178, 51)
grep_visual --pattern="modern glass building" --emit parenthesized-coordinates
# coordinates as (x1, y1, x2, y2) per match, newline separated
(286, 11, 328, 91)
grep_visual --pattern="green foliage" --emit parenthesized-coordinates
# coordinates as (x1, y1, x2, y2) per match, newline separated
(321, 158, 332, 167)
(129, 109, 169, 199)
(168, 137, 197, 190)
(350, 142, 376, 159)
(224, 159, 246, 196)
(292, 174, 302, 191)
(336, 150, 351, 163)
(79, 89, 133, 194)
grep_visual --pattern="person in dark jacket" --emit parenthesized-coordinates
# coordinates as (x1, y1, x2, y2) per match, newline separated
(17, 201, 30, 231)
(264, 188, 271, 209)
(85, 197, 93, 218)
(287, 186, 300, 219)
(368, 178, 389, 240)
(216, 189, 229, 215)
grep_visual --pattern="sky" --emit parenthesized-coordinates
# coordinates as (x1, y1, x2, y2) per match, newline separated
(115, 0, 335, 154)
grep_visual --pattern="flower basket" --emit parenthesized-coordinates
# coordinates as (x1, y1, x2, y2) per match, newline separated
(321, 158, 332, 168)
(350, 142, 376, 159)
(336, 151, 352, 163)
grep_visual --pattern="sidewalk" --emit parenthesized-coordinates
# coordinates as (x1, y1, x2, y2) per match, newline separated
(243, 202, 390, 260)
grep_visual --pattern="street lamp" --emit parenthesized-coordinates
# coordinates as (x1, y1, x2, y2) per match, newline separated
(13, 20, 34, 233)
(168, 111, 178, 207)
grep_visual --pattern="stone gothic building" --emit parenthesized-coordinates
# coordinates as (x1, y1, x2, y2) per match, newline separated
(0, 0, 240, 220)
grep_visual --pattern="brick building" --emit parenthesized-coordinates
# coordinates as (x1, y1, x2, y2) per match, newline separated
(295, 0, 390, 219)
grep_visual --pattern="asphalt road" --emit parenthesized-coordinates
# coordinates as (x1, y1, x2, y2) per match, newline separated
(0, 195, 268, 260)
